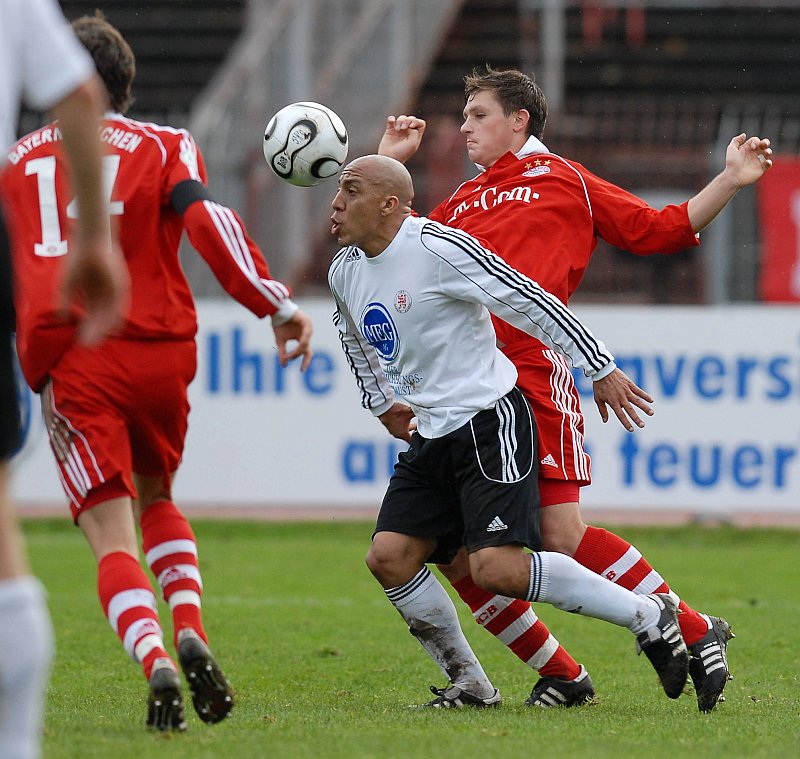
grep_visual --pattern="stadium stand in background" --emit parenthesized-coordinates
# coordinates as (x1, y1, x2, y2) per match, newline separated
(52, 0, 248, 127)
(45, 1, 800, 304)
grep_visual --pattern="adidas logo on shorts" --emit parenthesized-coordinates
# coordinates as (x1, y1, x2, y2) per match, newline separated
(486, 516, 508, 532)
(540, 454, 558, 468)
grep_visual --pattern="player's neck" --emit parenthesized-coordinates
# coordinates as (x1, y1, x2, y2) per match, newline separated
(361, 216, 408, 258)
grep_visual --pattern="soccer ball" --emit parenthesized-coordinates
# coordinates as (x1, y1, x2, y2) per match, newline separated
(262, 102, 349, 187)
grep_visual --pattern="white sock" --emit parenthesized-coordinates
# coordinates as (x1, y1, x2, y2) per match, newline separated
(0, 576, 54, 759)
(529, 552, 660, 632)
(385, 566, 495, 698)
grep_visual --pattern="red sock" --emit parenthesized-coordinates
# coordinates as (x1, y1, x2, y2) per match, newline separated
(451, 575, 581, 680)
(97, 551, 171, 679)
(574, 526, 709, 645)
(141, 500, 206, 647)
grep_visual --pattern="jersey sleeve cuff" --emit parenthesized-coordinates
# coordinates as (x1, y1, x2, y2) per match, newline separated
(371, 398, 397, 418)
(590, 361, 617, 381)
(271, 299, 299, 326)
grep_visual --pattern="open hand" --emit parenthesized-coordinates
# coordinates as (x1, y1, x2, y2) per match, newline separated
(593, 368, 654, 431)
(726, 133, 773, 188)
(378, 115, 427, 164)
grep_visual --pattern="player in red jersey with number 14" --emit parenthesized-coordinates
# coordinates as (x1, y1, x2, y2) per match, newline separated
(1, 12, 313, 732)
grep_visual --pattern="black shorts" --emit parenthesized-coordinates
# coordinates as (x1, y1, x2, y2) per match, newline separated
(374, 387, 541, 564)
(0, 203, 21, 460)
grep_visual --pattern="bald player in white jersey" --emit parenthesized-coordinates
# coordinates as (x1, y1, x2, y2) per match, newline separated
(328, 154, 689, 707)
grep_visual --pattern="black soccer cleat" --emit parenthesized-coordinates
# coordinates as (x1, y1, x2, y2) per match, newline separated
(635, 593, 689, 699)
(525, 664, 596, 708)
(422, 684, 502, 709)
(146, 660, 187, 732)
(689, 616, 734, 713)
(177, 629, 234, 724)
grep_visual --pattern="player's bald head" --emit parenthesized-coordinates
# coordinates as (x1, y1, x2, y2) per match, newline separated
(341, 155, 414, 206)
(332, 155, 415, 255)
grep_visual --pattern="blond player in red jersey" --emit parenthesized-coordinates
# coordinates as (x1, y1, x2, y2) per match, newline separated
(379, 65, 772, 712)
(1, 13, 312, 732)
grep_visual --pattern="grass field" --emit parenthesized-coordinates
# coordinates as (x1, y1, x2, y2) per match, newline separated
(23, 519, 799, 759)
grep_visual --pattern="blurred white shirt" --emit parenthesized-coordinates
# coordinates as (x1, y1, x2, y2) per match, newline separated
(0, 0, 94, 154)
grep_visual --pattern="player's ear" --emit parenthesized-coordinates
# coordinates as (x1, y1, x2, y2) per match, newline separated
(514, 108, 530, 133)
(381, 195, 399, 215)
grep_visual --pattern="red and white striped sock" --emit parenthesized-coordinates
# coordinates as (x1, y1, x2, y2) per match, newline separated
(97, 551, 172, 679)
(451, 575, 581, 680)
(573, 526, 709, 645)
(140, 500, 206, 647)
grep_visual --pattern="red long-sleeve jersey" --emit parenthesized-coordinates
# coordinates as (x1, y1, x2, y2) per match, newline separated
(428, 142, 699, 348)
(1, 113, 293, 391)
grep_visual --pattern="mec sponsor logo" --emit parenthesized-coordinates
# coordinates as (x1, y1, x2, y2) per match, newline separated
(360, 302, 399, 362)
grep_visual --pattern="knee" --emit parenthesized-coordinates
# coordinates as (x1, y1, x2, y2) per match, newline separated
(435, 547, 470, 583)
(365, 540, 395, 583)
(133, 473, 173, 513)
(540, 511, 587, 556)
(136, 489, 172, 514)
(469, 552, 514, 595)
(541, 527, 583, 556)
(365, 532, 427, 588)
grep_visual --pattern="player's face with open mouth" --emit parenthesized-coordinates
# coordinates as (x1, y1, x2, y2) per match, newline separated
(330, 170, 381, 248)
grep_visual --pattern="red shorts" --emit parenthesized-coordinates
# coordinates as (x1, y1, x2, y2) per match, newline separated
(41, 338, 197, 521)
(502, 340, 590, 504)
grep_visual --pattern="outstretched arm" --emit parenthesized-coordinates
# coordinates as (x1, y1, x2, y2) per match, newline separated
(174, 174, 300, 331)
(428, 224, 657, 430)
(429, 225, 616, 381)
(377, 115, 427, 163)
(687, 133, 773, 232)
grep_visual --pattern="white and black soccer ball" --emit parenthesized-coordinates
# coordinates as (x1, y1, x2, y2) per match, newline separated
(262, 102, 349, 187)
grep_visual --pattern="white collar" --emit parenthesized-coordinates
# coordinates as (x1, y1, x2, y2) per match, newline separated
(515, 135, 549, 158)
(475, 135, 550, 172)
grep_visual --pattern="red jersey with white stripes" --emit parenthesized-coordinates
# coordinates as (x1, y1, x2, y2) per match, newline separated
(1, 112, 292, 390)
(428, 138, 700, 485)
(428, 138, 699, 349)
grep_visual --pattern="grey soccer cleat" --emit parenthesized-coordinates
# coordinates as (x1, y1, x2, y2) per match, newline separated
(422, 684, 502, 708)
(635, 593, 689, 699)
(689, 616, 734, 713)
(177, 629, 234, 724)
(146, 659, 187, 732)
(525, 664, 596, 708)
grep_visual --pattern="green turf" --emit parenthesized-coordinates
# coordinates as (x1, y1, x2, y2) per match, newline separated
(23, 519, 800, 758)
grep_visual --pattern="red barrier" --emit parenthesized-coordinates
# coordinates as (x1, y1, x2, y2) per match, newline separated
(758, 156, 800, 302)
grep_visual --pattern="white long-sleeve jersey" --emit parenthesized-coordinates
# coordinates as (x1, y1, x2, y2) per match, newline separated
(328, 215, 616, 439)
